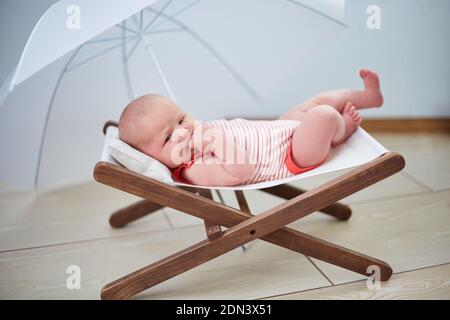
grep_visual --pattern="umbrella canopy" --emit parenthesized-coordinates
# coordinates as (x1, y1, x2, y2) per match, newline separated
(0, 0, 159, 100)
(0, 0, 347, 190)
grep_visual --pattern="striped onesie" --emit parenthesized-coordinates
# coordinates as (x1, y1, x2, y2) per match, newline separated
(172, 118, 320, 185)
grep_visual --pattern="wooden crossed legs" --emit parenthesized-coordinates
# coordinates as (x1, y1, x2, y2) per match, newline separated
(94, 152, 405, 300)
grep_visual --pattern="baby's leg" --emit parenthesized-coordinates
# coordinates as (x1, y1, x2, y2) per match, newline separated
(291, 104, 362, 167)
(280, 69, 383, 121)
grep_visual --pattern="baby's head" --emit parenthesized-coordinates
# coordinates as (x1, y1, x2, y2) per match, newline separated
(119, 94, 195, 169)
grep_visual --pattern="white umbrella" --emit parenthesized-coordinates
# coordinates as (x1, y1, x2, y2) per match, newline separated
(0, 0, 347, 189)
(1, 0, 160, 100)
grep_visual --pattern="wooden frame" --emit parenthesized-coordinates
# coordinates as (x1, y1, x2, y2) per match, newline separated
(94, 123, 405, 300)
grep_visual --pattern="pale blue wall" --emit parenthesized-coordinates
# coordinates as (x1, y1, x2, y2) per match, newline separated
(1, 0, 449, 119)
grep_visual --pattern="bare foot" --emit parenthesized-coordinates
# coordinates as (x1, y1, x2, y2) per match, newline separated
(360, 68, 384, 107)
(333, 102, 362, 146)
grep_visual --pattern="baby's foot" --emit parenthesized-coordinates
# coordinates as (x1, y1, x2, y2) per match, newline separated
(341, 102, 362, 142)
(360, 68, 384, 107)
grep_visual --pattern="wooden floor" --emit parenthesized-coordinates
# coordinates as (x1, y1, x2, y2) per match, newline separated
(0, 132, 449, 300)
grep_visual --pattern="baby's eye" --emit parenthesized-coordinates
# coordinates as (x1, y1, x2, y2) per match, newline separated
(165, 134, 171, 144)
(179, 116, 185, 125)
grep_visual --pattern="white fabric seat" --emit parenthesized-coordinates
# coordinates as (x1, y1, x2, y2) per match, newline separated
(101, 126, 388, 190)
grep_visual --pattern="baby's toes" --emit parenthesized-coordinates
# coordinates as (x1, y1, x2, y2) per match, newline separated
(360, 69, 368, 78)
(355, 117, 363, 126)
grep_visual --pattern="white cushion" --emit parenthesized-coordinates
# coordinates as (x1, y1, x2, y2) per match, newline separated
(108, 138, 175, 185)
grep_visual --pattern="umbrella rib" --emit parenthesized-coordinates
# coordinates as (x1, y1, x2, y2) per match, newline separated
(143, 0, 173, 33)
(86, 35, 136, 44)
(34, 45, 85, 188)
(149, 0, 206, 32)
(141, 34, 178, 102)
(145, 7, 261, 103)
(140, 10, 144, 31)
(124, 38, 141, 62)
(115, 23, 140, 36)
(35, 34, 138, 187)
(132, 14, 140, 29)
(145, 27, 185, 35)
(122, 21, 136, 100)
(285, 0, 348, 27)
(66, 37, 137, 72)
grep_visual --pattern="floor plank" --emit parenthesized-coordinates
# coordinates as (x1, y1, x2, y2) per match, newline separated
(0, 183, 172, 252)
(0, 224, 330, 300)
(373, 133, 450, 191)
(266, 263, 450, 300)
(289, 191, 450, 284)
(372, 133, 449, 151)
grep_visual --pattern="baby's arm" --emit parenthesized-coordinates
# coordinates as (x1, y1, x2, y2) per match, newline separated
(208, 130, 256, 181)
(187, 126, 256, 186)
(183, 160, 254, 186)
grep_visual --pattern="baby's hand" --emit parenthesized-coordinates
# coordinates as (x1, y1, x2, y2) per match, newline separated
(189, 125, 220, 159)
(189, 125, 209, 155)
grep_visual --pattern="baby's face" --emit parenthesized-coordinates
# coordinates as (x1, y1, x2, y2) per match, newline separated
(134, 99, 195, 169)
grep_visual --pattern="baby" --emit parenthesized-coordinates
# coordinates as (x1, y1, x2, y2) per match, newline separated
(118, 69, 383, 186)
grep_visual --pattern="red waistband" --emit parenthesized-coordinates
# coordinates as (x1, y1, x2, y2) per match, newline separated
(284, 143, 322, 175)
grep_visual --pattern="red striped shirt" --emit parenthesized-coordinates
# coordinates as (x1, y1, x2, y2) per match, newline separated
(205, 118, 301, 184)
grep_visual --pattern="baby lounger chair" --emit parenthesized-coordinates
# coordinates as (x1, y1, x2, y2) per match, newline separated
(93, 121, 405, 300)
